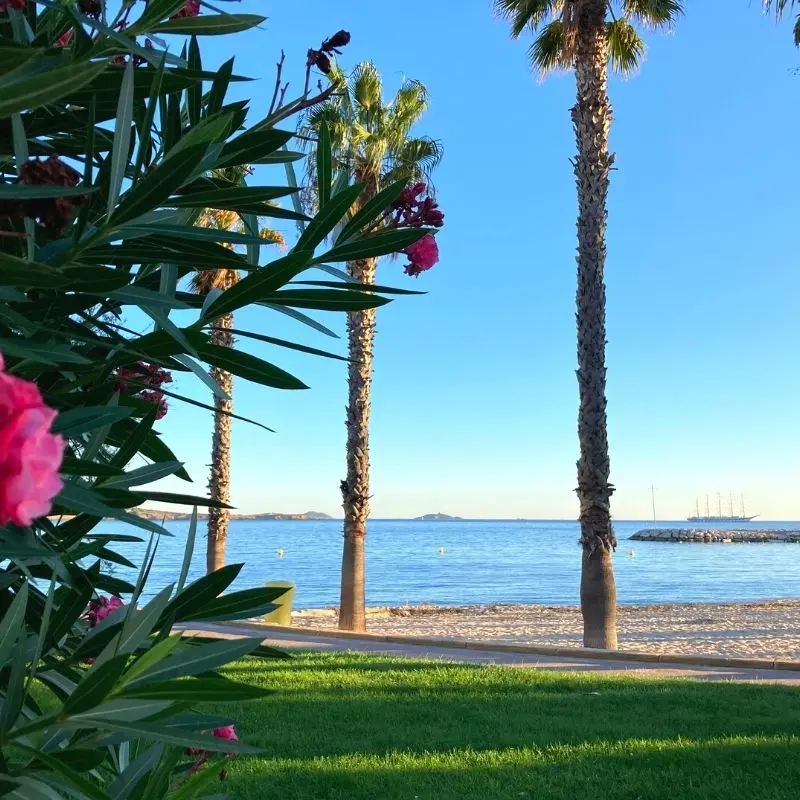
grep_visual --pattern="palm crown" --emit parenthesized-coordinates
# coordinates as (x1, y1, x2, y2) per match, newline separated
(495, 0, 684, 75)
(305, 62, 442, 192)
(189, 166, 285, 296)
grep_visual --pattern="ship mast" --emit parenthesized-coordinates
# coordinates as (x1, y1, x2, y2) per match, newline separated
(705, 495, 710, 516)
(717, 492, 723, 517)
(695, 498, 700, 517)
(728, 491, 734, 517)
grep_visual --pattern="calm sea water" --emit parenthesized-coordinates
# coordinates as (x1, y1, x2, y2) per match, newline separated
(93, 518, 800, 608)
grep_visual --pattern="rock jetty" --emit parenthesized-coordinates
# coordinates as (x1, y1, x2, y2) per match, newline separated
(631, 528, 800, 543)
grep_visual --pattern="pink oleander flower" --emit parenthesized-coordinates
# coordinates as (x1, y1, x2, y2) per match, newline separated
(116, 362, 172, 420)
(403, 234, 439, 277)
(186, 725, 239, 775)
(390, 182, 444, 229)
(55, 29, 73, 47)
(386, 183, 444, 277)
(0, 157, 87, 237)
(87, 595, 124, 627)
(0, 354, 65, 528)
(172, 0, 200, 18)
(213, 725, 239, 743)
(139, 390, 168, 420)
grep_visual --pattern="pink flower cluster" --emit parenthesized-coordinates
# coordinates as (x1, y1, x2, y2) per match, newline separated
(0, 354, 65, 528)
(213, 725, 239, 743)
(391, 182, 445, 229)
(402, 235, 439, 277)
(116, 362, 172, 420)
(388, 182, 444, 277)
(172, 0, 200, 18)
(110, 39, 154, 68)
(87, 595, 124, 627)
(0, 0, 26, 11)
(0, 157, 86, 237)
(187, 725, 239, 775)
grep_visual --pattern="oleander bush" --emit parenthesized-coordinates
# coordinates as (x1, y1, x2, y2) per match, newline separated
(0, 1, 431, 796)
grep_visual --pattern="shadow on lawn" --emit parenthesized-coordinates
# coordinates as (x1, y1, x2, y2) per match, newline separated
(227, 659, 440, 674)
(227, 737, 800, 800)
(215, 655, 800, 799)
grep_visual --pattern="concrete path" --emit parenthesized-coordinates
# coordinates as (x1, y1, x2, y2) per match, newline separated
(184, 622, 800, 685)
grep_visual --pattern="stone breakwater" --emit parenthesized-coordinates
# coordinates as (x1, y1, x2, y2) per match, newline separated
(631, 528, 800, 543)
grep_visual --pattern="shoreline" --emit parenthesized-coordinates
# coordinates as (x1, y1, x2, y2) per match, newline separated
(291, 600, 800, 660)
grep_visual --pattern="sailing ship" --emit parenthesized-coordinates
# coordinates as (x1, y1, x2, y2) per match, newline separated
(687, 493, 758, 522)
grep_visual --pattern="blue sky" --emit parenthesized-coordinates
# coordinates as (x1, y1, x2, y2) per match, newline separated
(150, 0, 800, 520)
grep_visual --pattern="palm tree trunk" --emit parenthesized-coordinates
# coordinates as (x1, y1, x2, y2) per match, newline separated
(206, 312, 234, 574)
(339, 253, 377, 631)
(572, 0, 618, 650)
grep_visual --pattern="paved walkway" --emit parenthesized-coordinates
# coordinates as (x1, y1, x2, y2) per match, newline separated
(184, 623, 800, 685)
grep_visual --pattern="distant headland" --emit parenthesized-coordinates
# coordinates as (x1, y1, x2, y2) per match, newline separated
(133, 509, 333, 521)
(413, 512, 462, 521)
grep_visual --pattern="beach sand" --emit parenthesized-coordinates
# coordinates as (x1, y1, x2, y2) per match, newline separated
(291, 601, 800, 659)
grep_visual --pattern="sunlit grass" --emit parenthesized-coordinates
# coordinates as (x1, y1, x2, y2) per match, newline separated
(214, 651, 800, 799)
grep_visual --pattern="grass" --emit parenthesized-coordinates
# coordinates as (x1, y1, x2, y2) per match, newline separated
(210, 651, 800, 800)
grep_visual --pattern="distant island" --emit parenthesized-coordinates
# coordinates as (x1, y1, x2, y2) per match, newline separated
(414, 512, 462, 521)
(133, 509, 333, 521)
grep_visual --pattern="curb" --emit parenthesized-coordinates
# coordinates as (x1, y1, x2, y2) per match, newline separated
(210, 620, 800, 673)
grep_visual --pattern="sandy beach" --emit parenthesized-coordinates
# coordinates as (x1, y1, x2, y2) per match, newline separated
(291, 600, 800, 659)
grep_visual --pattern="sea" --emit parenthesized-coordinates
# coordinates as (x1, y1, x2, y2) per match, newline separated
(93, 518, 800, 609)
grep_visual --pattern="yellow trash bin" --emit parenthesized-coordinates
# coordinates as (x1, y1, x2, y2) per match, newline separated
(263, 581, 295, 626)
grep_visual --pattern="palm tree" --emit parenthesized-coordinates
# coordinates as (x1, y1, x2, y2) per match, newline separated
(192, 206, 285, 573)
(306, 63, 442, 631)
(496, 0, 683, 649)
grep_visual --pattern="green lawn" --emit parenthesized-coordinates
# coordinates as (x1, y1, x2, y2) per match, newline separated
(214, 651, 800, 800)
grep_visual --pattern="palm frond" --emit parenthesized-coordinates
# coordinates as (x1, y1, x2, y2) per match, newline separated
(350, 61, 383, 115)
(304, 61, 440, 206)
(763, 0, 796, 16)
(382, 137, 444, 188)
(495, 0, 557, 37)
(299, 103, 349, 202)
(762, 0, 800, 45)
(189, 206, 279, 294)
(326, 64, 353, 117)
(197, 209, 240, 232)
(259, 225, 286, 248)
(621, 0, 683, 28)
(530, 20, 572, 75)
(304, 104, 341, 129)
(189, 269, 239, 296)
(214, 165, 250, 185)
(607, 18, 646, 74)
(190, 209, 241, 296)
(384, 80, 430, 153)
(391, 81, 429, 128)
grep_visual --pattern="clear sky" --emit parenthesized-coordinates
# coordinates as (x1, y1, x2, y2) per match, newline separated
(148, 0, 800, 521)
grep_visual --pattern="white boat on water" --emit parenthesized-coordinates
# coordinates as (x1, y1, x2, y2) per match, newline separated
(687, 493, 758, 523)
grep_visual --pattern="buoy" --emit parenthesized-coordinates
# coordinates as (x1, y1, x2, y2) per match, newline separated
(628, 549, 635, 557)
(438, 547, 445, 555)
(276, 548, 284, 557)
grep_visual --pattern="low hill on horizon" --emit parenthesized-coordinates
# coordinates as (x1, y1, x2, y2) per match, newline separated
(133, 509, 334, 521)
